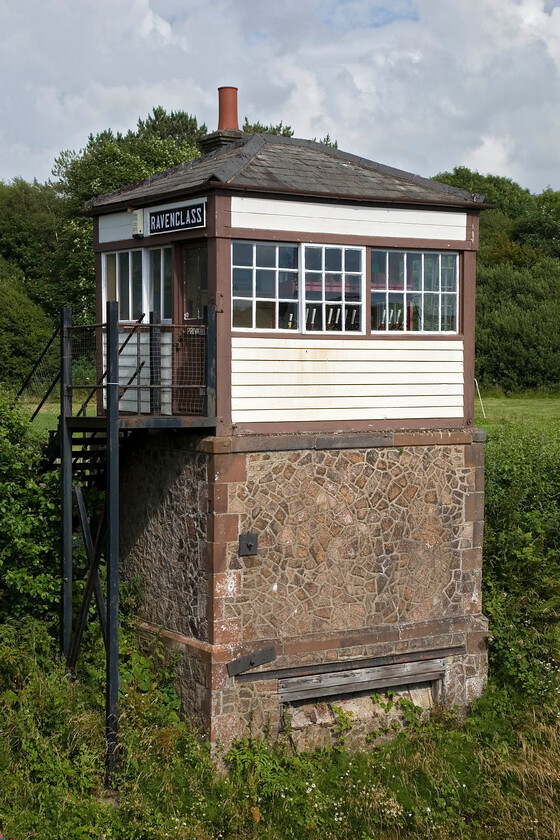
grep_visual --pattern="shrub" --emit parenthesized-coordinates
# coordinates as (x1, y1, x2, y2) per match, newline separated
(0, 392, 60, 619)
(475, 259, 560, 390)
(0, 256, 53, 385)
(483, 420, 560, 699)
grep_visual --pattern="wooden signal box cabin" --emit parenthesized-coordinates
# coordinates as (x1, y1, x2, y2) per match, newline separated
(86, 88, 488, 747)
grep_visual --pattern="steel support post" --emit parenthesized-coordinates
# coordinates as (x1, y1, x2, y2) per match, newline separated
(105, 301, 120, 781)
(60, 307, 73, 663)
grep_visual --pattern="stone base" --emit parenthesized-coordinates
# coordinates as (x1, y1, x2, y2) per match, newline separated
(121, 428, 488, 748)
(138, 613, 488, 748)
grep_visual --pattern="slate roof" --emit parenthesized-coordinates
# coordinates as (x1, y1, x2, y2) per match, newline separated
(85, 132, 486, 214)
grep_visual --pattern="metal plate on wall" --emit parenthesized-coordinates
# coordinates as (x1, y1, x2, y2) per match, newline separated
(239, 533, 258, 556)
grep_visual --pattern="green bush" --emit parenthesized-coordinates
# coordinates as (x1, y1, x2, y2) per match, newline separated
(0, 392, 60, 618)
(475, 259, 560, 390)
(0, 256, 53, 385)
(483, 420, 560, 698)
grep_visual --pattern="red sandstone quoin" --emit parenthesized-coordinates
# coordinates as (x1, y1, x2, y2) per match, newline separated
(83, 87, 488, 747)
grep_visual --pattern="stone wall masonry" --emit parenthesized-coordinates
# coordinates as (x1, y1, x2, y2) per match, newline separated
(120, 430, 487, 747)
(120, 433, 210, 641)
(227, 445, 477, 642)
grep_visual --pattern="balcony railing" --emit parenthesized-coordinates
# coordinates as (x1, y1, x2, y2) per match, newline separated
(61, 305, 216, 427)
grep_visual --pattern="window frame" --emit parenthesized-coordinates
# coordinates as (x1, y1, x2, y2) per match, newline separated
(302, 243, 366, 335)
(231, 239, 367, 335)
(231, 240, 301, 332)
(103, 249, 145, 323)
(103, 247, 174, 324)
(370, 249, 460, 334)
(148, 246, 173, 323)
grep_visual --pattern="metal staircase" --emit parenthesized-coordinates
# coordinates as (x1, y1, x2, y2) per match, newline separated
(14, 300, 216, 779)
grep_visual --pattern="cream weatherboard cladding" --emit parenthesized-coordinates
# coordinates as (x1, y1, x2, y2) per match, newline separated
(230, 197, 468, 241)
(231, 337, 464, 423)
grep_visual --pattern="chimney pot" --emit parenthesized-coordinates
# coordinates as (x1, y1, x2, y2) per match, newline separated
(218, 86, 239, 131)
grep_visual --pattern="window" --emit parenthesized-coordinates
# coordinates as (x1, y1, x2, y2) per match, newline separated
(304, 245, 363, 332)
(231, 240, 365, 333)
(104, 247, 173, 322)
(371, 251, 459, 332)
(183, 244, 208, 320)
(105, 250, 143, 321)
(149, 247, 173, 320)
(232, 241, 299, 330)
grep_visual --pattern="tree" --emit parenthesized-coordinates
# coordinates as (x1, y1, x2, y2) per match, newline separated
(242, 117, 294, 136)
(53, 128, 200, 208)
(0, 257, 53, 384)
(241, 118, 338, 147)
(511, 188, 560, 258)
(0, 391, 60, 619)
(475, 258, 560, 389)
(136, 106, 207, 147)
(434, 166, 533, 218)
(48, 108, 203, 321)
(0, 178, 63, 307)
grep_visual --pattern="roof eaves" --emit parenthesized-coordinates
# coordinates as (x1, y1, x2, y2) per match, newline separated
(215, 180, 492, 210)
(83, 137, 253, 213)
(83, 157, 201, 212)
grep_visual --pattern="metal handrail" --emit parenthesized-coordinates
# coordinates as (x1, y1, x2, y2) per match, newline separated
(75, 314, 145, 417)
(11, 326, 60, 417)
(30, 372, 61, 422)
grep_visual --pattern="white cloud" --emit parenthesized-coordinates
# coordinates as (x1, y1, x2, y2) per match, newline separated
(1, 0, 560, 191)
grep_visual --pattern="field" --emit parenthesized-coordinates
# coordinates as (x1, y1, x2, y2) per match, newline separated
(475, 391, 560, 428)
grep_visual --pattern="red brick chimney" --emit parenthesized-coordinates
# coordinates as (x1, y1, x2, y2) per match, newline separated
(199, 87, 243, 154)
(218, 86, 239, 131)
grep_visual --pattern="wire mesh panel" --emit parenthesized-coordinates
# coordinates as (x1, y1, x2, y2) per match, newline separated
(68, 321, 208, 418)
(172, 325, 207, 416)
(70, 325, 103, 418)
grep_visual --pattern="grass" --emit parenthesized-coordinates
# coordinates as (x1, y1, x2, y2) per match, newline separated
(475, 391, 560, 430)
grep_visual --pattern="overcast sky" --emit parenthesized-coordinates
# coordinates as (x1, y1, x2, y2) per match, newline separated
(1, 0, 560, 192)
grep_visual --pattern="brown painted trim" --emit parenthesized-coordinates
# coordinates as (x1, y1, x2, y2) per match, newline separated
(214, 195, 233, 436)
(210, 428, 473, 453)
(174, 428, 473, 455)
(205, 192, 217, 241)
(171, 241, 181, 324)
(227, 227, 474, 251)
(95, 247, 102, 323)
(93, 216, 100, 249)
(95, 230, 473, 254)
(201, 428, 471, 452)
(94, 228, 211, 253)
(231, 329, 463, 342)
(467, 211, 480, 251)
(137, 615, 481, 665)
(231, 417, 466, 436)
(205, 193, 218, 306)
(214, 192, 231, 239)
(462, 249, 476, 429)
